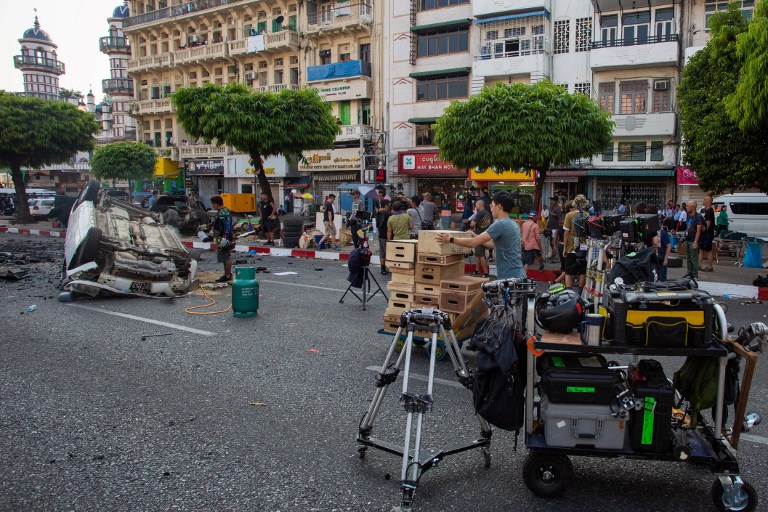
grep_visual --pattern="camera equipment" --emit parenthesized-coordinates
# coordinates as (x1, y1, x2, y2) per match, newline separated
(339, 227, 386, 310)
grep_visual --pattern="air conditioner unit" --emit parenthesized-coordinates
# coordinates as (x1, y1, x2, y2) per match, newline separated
(245, 71, 258, 80)
(654, 80, 669, 91)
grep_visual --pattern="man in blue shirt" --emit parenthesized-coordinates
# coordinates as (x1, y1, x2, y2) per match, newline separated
(437, 191, 525, 280)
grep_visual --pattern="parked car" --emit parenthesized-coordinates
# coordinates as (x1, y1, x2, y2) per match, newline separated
(48, 195, 78, 228)
(105, 189, 131, 202)
(132, 191, 153, 208)
(713, 193, 768, 239)
(150, 194, 209, 235)
(60, 180, 196, 300)
(31, 197, 55, 219)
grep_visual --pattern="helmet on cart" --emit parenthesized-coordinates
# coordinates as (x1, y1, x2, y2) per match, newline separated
(535, 289, 586, 333)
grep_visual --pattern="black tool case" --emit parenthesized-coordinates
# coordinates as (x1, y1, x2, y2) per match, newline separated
(629, 360, 674, 453)
(537, 353, 622, 405)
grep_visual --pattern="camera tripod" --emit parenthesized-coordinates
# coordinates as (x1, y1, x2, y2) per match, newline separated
(357, 309, 493, 512)
(339, 239, 387, 310)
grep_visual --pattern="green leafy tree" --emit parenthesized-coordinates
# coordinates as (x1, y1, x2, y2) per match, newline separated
(90, 141, 157, 198)
(434, 81, 613, 212)
(172, 83, 339, 204)
(0, 91, 98, 223)
(58, 88, 84, 100)
(726, 1, 768, 131)
(678, 6, 768, 193)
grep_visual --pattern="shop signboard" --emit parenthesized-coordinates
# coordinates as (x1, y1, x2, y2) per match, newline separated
(186, 159, 224, 176)
(398, 151, 462, 175)
(470, 167, 534, 181)
(677, 165, 700, 186)
(311, 78, 372, 101)
(226, 155, 296, 178)
(299, 148, 361, 171)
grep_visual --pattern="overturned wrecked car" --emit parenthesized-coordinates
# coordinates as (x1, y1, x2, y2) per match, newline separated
(59, 180, 197, 300)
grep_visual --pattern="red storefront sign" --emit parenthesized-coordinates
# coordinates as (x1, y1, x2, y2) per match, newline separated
(398, 151, 462, 175)
(677, 165, 700, 186)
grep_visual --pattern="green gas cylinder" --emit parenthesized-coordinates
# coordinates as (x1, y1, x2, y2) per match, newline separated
(232, 266, 259, 317)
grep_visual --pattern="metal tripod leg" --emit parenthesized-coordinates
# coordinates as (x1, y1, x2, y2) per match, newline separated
(340, 265, 388, 310)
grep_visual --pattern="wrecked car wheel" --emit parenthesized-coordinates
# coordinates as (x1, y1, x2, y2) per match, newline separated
(57, 291, 75, 303)
(162, 209, 179, 226)
(76, 179, 101, 208)
(69, 227, 102, 270)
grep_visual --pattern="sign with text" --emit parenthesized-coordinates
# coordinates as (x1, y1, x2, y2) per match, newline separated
(470, 167, 534, 181)
(311, 77, 372, 101)
(299, 147, 361, 171)
(186, 159, 224, 176)
(397, 151, 462, 175)
(677, 165, 700, 186)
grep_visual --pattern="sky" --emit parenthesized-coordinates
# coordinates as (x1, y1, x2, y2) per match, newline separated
(0, 1, 116, 100)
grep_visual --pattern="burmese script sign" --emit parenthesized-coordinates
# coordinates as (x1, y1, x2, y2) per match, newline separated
(299, 148, 361, 171)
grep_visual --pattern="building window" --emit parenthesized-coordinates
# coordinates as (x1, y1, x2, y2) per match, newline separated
(600, 14, 618, 46)
(319, 49, 331, 65)
(655, 8, 675, 40)
(706, 0, 754, 26)
(598, 83, 615, 113)
(554, 20, 570, 54)
(575, 17, 592, 52)
(415, 124, 435, 146)
(652, 80, 671, 112)
(618, 142, 647, 162)
(416, 28, 469, 58)
(359, 43, 370, 62)
(619, 81, 648, 114)
(575, 82, 591, 97)
(602, 144, 614, 162)
(416, 75, 469, 101)
(650, 141, 664, 161)
(622, 11, 651, 45)
(417, 0, 469, 12)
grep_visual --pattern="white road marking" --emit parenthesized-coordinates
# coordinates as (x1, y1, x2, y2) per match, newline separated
(258, 279, 348, 293)
(66, 304, 217, 336)
(366, 366, 465, 389)
(740, 433, 768, 446)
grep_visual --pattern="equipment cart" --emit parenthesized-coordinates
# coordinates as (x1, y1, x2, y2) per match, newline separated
(522, 304, 761, 511)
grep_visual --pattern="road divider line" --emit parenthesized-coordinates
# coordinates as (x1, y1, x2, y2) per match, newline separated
(740, 433, 768, 446)
(366, 366, 465, 389)
(66, 304, 217, 336)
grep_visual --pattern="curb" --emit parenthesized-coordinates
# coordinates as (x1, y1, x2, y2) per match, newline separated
(0, 226, 66, 238)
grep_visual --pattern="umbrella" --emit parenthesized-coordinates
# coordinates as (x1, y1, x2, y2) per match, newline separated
(300, 193, 315, 200)
(364, 188, 381, 201)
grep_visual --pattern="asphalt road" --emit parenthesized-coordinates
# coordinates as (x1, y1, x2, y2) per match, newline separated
(1, 233, 767, 512)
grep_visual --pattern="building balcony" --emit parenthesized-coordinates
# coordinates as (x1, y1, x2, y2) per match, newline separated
(612, 112, 676, 138)
(174, 41, 227, 65)
(473, 40, 551, 80)
(228, 30, 300, 57)
(13, 55, 65, 75)
(155, 147, 180, 160)
(591, 0, 676, 11)
(102, 78, 135, 95)
(178, 144, 228, 158)
(306, 3, 373, 35)
(307, 60, 372, 82)
(123, 0, 246, 29)
(336, 124, 373, 142)
(590, 35, 680, 71)
(252, 83, 301, 93)
(127, 54, 173, 72)
(131, 98, 174, 116)
(99, 36, 131, 54)
(473, 0, 551, 18)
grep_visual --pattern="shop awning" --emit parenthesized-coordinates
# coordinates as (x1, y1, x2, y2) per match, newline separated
(285, 176, 311, 188)
(336, 182, 362, 190)
(409, 67, 471, 79)
(408, 117, 438, 124)
(314, 172, 359, 183)
(474, 10, 550, 24)
(587, 168, 676, 177)
(411, 18, 472, 33)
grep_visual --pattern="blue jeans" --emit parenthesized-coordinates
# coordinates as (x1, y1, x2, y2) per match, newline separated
(659, 264, 668, 282)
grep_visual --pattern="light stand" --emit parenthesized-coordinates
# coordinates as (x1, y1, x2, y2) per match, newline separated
(339, 227, 387, 310)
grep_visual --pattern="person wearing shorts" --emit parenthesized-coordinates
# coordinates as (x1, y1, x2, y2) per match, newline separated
(210, 195, 234, 283)
(258, 192, 278, 246)
(318, 194, 338, 249)
(521, 210, 544, 272)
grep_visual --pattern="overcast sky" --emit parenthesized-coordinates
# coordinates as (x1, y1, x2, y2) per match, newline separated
(0, 1, 115, 100)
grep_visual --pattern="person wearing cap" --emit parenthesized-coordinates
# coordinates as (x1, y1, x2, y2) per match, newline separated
(521, 210, 544, 272)
(547, 196, 562, 262)
(562, 194, 589, 290)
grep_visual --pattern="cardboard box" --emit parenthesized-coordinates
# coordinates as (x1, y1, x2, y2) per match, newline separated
(415, 261, 465, 284)
(417, 230, 472, 255)
(440, 290, 483, 314)
(415, 282, 441, 295)
(387, 240, 418, 263)
(387, 282, 415, 293)
(388, 261, 415, 270)
(417, 253, 464, 265)
(441, 275, 488, 293)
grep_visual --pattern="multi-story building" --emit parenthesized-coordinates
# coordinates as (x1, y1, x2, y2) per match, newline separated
(99, 3, 137, 143)
(13, 16, 66, 102)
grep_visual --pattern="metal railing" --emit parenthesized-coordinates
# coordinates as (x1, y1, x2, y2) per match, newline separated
(307, 3, 372, 27)
(590, 33, 679, 49)
(102, 78, 135, 93)
(475, 37, 550, 60)
(99, 36, 130, 52)
(123, 0, 247, 28)
(13, 55, 65, 74)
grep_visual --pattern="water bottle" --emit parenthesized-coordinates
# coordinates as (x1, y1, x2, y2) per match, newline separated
(26, 305, 37, 312)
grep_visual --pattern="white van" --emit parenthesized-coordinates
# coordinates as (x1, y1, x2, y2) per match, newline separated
(712, 193, 768, 239)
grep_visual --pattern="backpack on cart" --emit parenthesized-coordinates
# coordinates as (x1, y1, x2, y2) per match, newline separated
(608, 248, 660, 286)
(468, 305, 526, 434)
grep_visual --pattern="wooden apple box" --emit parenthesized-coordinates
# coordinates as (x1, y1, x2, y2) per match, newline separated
(415, 282, 441, 295)
(440, 290, 483, 314)
(441, 275, 488, 293)
(390, 290, 414, 303)
(387, 281, 415, 293)
(416, 253, 464, 265)
(415, 261, 465, 284)
(386, 301, 411, 315)
(413, 293, 440, 307)
(388, 261, 415, 270)
(417, 230, 472, 255)
(387, 240, 418, 263)
(383, 313, 402, 333)
(389, 270, 415, 285)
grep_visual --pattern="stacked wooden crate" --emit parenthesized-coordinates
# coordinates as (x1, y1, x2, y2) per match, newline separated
(383, 239, 418, 332)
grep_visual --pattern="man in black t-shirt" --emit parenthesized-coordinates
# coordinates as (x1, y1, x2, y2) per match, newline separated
(375, 199, 391, 274)
(699, 195, 716, 272)
(685, 200, 704, 279)
(547, 196, 562, 262)
(317, 194, 337, 249)
(259, 192, 277, 246)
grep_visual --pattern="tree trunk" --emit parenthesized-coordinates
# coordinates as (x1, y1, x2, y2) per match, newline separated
(250, 152, 274, 207)
(533, 163, 549, 216)
(10, 165, 31, 224)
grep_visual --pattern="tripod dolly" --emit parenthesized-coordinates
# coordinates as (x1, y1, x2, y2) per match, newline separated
(356, 308, 493, 512)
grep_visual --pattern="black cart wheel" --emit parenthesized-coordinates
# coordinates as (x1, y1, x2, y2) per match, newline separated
(523, 453, 573, 498)
(75, 179, 101, 208)
(357, 445, 367, 459)
(482, 447, 491, 468)
(711, 479, 757, 512)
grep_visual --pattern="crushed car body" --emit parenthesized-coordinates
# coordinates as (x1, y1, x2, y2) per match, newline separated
(60, 181, 197, 299)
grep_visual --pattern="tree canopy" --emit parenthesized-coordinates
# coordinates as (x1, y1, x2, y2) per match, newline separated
(91, 141, 157, 192)
(433, 81, 614, 211)
(0, 91, 98, 222)
(172, 83, 339, 203)
(726, 0, 768, 131)
(678, 5, 768, 193)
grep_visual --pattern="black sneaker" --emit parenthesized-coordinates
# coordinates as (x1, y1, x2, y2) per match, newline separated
(216, 274, 232, 283)
(381, 267, 390, 275)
